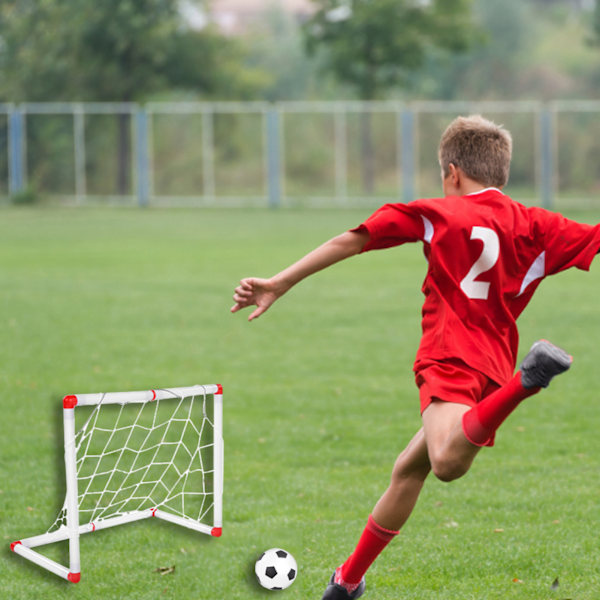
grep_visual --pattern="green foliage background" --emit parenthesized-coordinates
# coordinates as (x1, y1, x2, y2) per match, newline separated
(2, 0, 600, 203)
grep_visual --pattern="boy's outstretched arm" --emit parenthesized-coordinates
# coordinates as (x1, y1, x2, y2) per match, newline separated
(231, 229, 369, 321)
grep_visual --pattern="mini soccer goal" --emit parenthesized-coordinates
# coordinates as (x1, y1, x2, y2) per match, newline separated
(11, 384, 223, 583)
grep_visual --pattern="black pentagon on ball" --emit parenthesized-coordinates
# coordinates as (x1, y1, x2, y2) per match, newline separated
(265, 566, 277, 579)
(276, 550, 288, 558)
(287, 568, 296, 580)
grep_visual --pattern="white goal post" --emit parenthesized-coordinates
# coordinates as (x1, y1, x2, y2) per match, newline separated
(10, 384, 223, 583)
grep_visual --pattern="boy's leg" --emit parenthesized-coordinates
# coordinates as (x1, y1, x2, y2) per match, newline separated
(371, 428, 431, 530)
(323, 341, 571, 599)
(424, 340, 573, 477)
(462, 340, 572, 447)
(322, 429, 430, 600)
(422, 401, 477, 481)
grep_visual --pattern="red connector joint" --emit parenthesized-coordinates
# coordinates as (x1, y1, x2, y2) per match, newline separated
(68, 572, 81, 584)
(211, 527, 222, 537)
(10, 540, 22, 552)
(215, 384, 223, 395)
(63, 395, 78, 409)
(150, 390, 157, 401)
(151, 508, 157, 517)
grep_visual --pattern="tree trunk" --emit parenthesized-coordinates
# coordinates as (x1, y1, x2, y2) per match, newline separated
(117, 112, 131, 196)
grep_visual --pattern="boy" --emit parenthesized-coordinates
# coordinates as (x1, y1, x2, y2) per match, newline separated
(231, 115, 600, 599)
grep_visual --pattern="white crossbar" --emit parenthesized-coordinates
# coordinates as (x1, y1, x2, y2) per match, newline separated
(68, 384, 220, 406)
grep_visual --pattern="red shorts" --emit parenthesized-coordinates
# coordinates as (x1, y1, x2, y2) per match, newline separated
(415, 358, 501, 415)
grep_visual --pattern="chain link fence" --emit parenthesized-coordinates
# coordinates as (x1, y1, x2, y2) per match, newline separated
(1, 101, 599, 209)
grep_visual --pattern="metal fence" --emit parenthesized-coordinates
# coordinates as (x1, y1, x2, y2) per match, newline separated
(1, 100, 600, 209)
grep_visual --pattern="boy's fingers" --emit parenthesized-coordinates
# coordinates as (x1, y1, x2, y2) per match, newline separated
(248, 306, 266, 321)
(232, 293, 255, 308)
(231, 277, 271, 319)
(232, 292, 249, 303)
(234, 287, 253, 298)
(239, 278, 256, 291)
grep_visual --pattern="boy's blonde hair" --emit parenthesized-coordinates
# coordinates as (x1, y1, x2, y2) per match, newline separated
(438, 115, 513, 188)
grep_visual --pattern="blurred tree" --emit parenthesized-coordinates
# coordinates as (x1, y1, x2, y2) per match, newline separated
(304, 0, 478, 192)
(413, 0, 532, 101)
(75, 0, 182, 194)
(0, 0, 264, 194)
(592, 0, 600, 45)
(165, 27, 268, 101)
(241, 5, 336, 101)
(416, 0, 600, 101)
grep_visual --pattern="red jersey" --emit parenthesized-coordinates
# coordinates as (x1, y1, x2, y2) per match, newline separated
(354, 188, 600, 385)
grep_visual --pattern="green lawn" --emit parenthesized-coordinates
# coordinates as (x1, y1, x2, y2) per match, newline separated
(1, 207, 599, 599)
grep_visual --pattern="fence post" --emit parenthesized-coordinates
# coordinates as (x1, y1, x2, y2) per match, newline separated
(135, 106, 150, 207)
(8, 105, 24, 196)
(202, 108, 215, 202)
(539, 106, 554, 209)
(266, 105, 281, 209)
(334, 105, 348, 203)
(73, 104, 86, 204)
(401, 107, 415, 204)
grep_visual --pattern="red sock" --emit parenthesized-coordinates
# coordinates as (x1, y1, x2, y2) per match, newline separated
(462, 371, 540, 446)
(340, 514, 399, 585)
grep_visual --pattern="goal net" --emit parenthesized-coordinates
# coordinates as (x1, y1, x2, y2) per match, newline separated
(11, 384, 223, 583)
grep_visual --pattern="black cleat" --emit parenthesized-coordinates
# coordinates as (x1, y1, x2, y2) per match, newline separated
(321, 571, 366, 600)
(519, 340, 572, 389)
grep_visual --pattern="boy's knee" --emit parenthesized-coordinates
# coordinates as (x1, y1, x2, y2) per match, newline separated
(390, 453, 430, 485)
(430, 456, 469, 482)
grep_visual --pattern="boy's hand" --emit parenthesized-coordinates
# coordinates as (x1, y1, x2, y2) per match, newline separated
(231, 277, 282, 321)
(231, 231, 367, 322)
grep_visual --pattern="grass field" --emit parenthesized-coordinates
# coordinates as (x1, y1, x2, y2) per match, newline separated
(1, 206, 599, 599)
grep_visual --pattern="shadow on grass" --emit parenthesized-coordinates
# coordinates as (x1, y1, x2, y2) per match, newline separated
(246, 552, 276, 595)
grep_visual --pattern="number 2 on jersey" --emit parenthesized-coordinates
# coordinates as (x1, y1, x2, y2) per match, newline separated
(460, 226, 500, 300)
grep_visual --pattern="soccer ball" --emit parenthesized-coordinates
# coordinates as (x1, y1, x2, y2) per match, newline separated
(254, 548, 298, 590)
